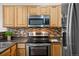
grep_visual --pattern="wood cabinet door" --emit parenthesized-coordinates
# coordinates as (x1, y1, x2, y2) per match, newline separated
(28, 6, 40, 15)
(22, 7, 28, 27)
(11, 44, 16, 56)
(57, 6, 62, 27)
(17, 43, 25, 56)
(0, 49, 10, 56)
(17, 48, 25, 56)
(15, 6, 27, 27)
(51, 43, 62, 56)
(50, 6, 58, 27)
(3, 6, 15, 27)
(40, 6, 50, 15)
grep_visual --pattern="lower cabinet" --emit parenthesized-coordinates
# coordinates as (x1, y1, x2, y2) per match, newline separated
(17, 43, 26, 56)
(17, 48, 25, 56)
(51, 42, 62, 56)
(0, 42, 62, 56)
(11, 44, 17, 56)
(0, 44, 16, 56)
(0, 49, 10, 56)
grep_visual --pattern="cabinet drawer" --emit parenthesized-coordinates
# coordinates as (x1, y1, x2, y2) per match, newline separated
(17, 43, 25, 48)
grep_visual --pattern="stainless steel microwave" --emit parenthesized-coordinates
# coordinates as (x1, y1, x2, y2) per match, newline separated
(28, 15, 50, 27)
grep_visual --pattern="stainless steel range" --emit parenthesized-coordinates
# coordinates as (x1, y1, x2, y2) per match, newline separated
(26, 32, 51, 56)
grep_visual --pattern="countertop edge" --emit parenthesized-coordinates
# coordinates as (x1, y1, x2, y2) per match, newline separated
(0, 42, 16, 54)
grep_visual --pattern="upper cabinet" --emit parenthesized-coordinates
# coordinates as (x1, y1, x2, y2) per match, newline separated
(3, 6, 28, 27)
(57, 6, 62, 27)
(3, 6, 15, 27)
(50, 6, 58, 27)
(15, 6, 28, 27)
(3, 5, 61, 28)
(40, 6, 50, 15)
(28, 6, 40, 15)
(28, 6, 51, 15)
(50, 6, 62, 27)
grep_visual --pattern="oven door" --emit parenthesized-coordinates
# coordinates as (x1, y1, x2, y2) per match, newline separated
(26, 43, 51, 56)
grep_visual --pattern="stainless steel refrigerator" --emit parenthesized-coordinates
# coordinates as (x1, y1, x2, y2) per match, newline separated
(62, 3, 79, 56)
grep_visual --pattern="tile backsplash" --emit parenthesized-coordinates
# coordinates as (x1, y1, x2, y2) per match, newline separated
(8, 28, 62, 37)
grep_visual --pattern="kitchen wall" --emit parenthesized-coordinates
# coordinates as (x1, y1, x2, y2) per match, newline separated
(0, 4, 7, 32)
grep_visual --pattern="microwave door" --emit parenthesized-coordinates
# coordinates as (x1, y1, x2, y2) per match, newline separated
(28, 18, 44, 27)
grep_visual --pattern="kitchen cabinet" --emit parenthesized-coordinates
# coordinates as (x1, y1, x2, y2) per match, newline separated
(0, 43, 16, 56)
(17, 48, 25, 56)
(15, 6, 28, 27)
(0, 49, 10, 56)
(50, 6, 61, 27)
(3, 6, 15, 27)
(11, 44, 17, 56)
(3, 5, 61, 28)
(50, 6, 58, 27)
(28, 6, 51, 15)
(57, 6, 62, 27)
(40, 6, 50, 15)
(51, 42, 62, 56)
(3, 6, 28, 27)
(17, 43, 26, 56)
(28, 6, 40, 15)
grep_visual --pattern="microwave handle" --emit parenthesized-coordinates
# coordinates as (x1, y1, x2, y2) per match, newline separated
(43, 18, 45, 24)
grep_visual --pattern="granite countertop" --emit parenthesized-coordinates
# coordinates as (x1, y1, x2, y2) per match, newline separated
(11, 37, 28, 43)
(0, 37, 28, 54)
(0, 37, 62, 43)
(0, 42, 16, 54)
(0, 37, 28, 43)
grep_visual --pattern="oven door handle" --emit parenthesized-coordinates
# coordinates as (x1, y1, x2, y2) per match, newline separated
(26, 43, 51, 46)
